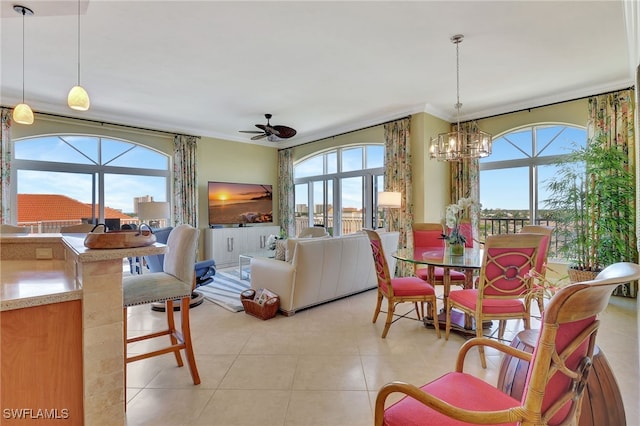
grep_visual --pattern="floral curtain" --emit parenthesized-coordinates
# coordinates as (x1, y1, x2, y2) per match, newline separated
(0, 109, 11, 224)
(173, 135, 198, 227)
(588, 90, 637, 297)
(449, 121, 481, 243)
(384, 117, 412, 277)
(278, 148, 294, 238)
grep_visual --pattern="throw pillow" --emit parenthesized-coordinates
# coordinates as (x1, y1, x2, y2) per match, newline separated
(275, 239, 287, 261)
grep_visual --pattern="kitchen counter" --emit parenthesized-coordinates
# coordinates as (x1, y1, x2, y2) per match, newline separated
(0, 233, 166, 425)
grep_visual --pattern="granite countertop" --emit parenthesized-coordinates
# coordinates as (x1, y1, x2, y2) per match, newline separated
(0, 259, 81, 311)
(0, 234, 167, 311)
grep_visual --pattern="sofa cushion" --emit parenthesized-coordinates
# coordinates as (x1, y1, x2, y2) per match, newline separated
(275, 239, 287, 260)
(285, 236, 330, 262)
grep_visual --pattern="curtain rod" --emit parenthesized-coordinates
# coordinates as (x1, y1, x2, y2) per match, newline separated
(0, 105, 201, 139)
(279, 115, 411, 151)
(472, 86, 635, 122)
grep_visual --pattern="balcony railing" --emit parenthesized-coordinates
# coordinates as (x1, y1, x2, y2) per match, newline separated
(17, 219, 143, 234)
(21, 216, 563, 259)
(294, 216, 563, 258)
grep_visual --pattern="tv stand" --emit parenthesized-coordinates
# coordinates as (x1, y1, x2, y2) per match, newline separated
(204, 225, 279, 269)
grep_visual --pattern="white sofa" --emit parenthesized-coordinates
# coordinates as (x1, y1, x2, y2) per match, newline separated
(249, 231, 399, 315)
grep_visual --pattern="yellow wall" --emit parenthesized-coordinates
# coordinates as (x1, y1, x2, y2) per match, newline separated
(475, 99, 588, 135)
(290, 125, 383, 160)
(289, 114, 452, 224)
(5, 96, 610, 237)
(10, 114, 279, 228)
(198, 137, 277, 226)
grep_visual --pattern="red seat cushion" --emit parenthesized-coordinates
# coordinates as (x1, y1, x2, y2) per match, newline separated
(416, 266, 466, 281)
(383, 371, 519, 426)
(390, 277, 436, 297)
(448, 289, 525, 314)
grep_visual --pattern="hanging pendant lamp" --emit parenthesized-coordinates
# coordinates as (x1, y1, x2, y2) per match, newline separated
(429, 34, 492, 161)
(68, 0, 90, 111)
(12, 5, 34, 125)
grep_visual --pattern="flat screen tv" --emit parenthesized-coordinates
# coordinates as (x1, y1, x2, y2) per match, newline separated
(208, 181, 273, 226)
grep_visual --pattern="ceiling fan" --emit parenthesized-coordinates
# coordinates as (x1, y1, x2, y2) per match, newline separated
(239, 114, 297, 141)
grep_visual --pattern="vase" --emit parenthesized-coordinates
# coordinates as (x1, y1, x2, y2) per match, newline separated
(449, 242, 464, 256)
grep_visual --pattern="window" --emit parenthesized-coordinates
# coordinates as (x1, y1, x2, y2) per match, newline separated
(13, 135, 170, 232)
(479, 124, 586, 237)
(294, 144, 384, 236)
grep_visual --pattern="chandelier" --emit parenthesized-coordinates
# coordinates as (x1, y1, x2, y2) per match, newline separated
(430, 34, 492, 161)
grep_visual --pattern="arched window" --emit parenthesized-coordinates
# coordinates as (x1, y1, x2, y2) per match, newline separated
(12, 134, 170, 232)
(479, 124, 586, 235)
(293, 144, 384, 236)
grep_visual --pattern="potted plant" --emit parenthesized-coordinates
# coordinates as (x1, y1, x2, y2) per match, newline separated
(543, 137, 636, 281)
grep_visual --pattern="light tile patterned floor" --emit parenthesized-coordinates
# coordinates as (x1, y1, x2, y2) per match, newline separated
(125, 278, 638, 426)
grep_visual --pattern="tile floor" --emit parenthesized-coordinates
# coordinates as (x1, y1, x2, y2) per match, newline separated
(125, 275, 638, 426)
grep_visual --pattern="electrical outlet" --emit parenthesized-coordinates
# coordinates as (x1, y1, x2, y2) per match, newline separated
(35, 248, 53, 259)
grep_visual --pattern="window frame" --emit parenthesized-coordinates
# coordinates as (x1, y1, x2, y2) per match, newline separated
(11, 134, 171, 226)
(293, 143, 384, 236)
(479, 123, 586, 227)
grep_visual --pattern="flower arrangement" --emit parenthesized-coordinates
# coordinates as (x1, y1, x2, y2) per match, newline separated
(524, 264, 569, 306)
(442, 197, 475, 246)
(266, 234, 279, 250)
(266, 228, 287, 250)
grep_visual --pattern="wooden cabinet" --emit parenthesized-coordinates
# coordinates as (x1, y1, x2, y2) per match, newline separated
(1, 300, 83, 425)
(204, 226, 280, 268)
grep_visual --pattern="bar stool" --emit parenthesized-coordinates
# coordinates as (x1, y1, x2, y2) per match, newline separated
(123, 224, 201, 389)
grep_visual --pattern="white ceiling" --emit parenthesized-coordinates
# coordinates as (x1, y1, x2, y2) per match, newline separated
(1, 1, 637, 148)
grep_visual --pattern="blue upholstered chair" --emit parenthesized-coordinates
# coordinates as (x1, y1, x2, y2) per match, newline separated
(144, 226, 216, 311)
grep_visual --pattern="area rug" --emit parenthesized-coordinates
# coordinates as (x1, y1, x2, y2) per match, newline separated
(197, 270, 250, 312)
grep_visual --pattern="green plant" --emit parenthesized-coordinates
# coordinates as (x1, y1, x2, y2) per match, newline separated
(543, 137, 636, 272)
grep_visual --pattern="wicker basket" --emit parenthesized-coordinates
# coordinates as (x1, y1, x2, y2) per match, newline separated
(567, 267, 599, 283)
(240, 289, 279, 320)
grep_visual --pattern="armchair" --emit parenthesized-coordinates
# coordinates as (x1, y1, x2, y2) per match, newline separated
(375, 262, 640, 426)
(446, 233, 544, 367)
(365, 229, 440, 339)
(412, 222, 467, 286)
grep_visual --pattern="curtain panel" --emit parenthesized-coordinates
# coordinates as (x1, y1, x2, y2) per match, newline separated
(173, 135, 198, 227)
(278, 148, 294, 238)
(449, 121, 481, 243)
(0, 109, 11, 224)
(384, 117, 412, 277)
(588, 90, 637, 297)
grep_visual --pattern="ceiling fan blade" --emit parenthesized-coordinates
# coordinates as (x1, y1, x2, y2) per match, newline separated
(272, 125, 297, 139)
(256, 124, 281, 136)
(251, 134, 268, 140)
(239, 130, 264, 134)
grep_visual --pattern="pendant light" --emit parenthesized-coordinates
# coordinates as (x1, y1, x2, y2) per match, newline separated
(430, 34, 492, 161)
(12, 5, 34, 125)
(68, 0, 90, 111)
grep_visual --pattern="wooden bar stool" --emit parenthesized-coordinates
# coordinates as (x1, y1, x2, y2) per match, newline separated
(123, 224, 201, 391)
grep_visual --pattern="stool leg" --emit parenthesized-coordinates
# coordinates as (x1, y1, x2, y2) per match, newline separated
(165, 299, 184, 367)
(180, 296, 200, 385)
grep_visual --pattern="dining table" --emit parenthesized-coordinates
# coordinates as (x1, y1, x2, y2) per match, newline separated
(393, 246, 486, 335)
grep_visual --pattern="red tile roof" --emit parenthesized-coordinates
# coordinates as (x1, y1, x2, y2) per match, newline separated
(18, 194, 133, 222)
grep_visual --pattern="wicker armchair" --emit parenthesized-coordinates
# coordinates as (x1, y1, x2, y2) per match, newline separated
(375, 262, 640, 426)
(412, 222, 467, 287)
(446, 233, 545, 367)
(364, 229, 440, 339)
(519, 225, 555, 314)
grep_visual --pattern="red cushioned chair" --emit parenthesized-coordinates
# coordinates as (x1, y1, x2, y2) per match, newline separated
(364, 229, 440, 339)
(519, 225, 555, 314)
(412, 222, 467, 287)
(447, 233, 545, 368)
(375, 262, 640, 426)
